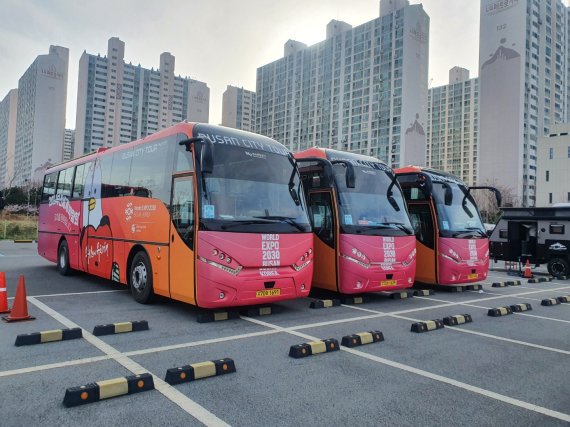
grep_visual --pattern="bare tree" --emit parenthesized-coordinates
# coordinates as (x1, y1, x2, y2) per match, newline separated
(472, 178, 519, 224)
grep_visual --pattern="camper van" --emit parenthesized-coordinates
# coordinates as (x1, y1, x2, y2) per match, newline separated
(489, 206, 570, 277)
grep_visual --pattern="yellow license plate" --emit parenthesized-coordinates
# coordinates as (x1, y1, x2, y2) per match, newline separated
(256, 289, 281, 298)
(467, 273, 478, 279)
(381, 280, 397, 286)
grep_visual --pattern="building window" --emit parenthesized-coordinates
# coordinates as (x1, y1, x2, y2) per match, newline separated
(568, 146, 570, 158)
(549, 193, 553, 204)
(546, 170, 549, 182)
(550, 224, 565, 234)
(568, 192, 570, 202)
(549, 147, 554, 159)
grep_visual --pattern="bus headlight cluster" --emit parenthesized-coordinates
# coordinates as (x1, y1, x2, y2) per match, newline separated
(440, 248, 461, 263)
(293, 248, 313, 271)
(341, 248, 370, 269)
(402, 248, 417, 267)
(212, 249, 232, 264)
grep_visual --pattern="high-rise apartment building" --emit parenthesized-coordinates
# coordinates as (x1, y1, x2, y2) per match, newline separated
(75, 37, 210, 155)
(0, 89, 18, 189)
(479, 0, 570, 206)
(13, 45, 69, 186)
(63, 129, 75, 161)
(535, 123, 570, 206)
(221, 85, 256, 132)
(427, 67, 479, 185)
(255, 0, 429, 167)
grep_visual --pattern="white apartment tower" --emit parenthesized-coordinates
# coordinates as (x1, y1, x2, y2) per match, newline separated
(535, 123, 570, 206)
(255, 0, 429, 167)
(427, 67, 479, 185)
(13, 45, 69, 186)
(63, 129, 75, 161)
(221, 85, 256, 132)
(0, 89, 18, 189)
(75, 37, 210, 155)
(479, 0, 570, 206)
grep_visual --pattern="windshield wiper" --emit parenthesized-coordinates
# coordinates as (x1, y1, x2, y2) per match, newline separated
(451, 227, 486, 238)
(253, 216, 308, 232)
(287, 155, 301, 206)
(380, 222, 414, 234)
(219, 219, 275, 230)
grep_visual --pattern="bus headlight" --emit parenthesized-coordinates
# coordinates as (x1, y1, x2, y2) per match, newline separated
(402, 248, 417, 267)
(440, 248, 461, 263)
(341, 248, 370, 269)
(293, 248, 313, 271)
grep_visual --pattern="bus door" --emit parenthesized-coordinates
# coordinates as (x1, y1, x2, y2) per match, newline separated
(169, 172, 196, 304)
(307, 190, 338, 291)
(407, 202, 437, 284)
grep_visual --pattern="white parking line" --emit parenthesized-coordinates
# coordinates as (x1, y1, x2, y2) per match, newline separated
(241, 315, 570, 423)
(0, 355, 111, 378)
(28, 297, 230, 427)
(8, 289, 127, 300)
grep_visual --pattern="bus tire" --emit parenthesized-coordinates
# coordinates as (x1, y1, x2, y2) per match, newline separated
(547, 258, 569, 277)
(130, 251, 154, 304)
(57, 240, 71, 276)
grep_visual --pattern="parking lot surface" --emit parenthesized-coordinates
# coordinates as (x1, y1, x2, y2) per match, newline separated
(1, 241, 569, 426)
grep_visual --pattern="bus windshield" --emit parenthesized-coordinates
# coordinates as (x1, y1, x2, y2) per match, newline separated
(432, 182, 485, 238)
(335, 165, 413, 236)
(200, 146, 311, 233)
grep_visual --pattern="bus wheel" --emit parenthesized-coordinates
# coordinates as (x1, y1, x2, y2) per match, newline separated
(57, 240, 71, 276)
(547, 258, 569, 277)
(130, 251, 154, 304)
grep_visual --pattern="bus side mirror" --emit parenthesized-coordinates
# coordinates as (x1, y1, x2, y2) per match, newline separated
(345, 163, 355, 188)
(322, 163, 334, 188)
(201, 140, 214, 174)
(443, 183, 453, 205)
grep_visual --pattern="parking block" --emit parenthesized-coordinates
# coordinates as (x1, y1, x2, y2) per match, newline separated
(240, 306, 274, 317)
(15, 327, 82, 346)
(165, 358, 236, 385)
(196, 311, 240, 323)
(510, 303, 532, 312)
(413, 289, 434, 296)
(556, 295, 570, 303)
(442, 314, 472, 326)
(464, 284, 482, 291)
(310, 299, 340, 309)
(410, 319, 445, 333)
(487, 306, 513, 317)
(506, 280, 521, 286)
(541, 298, 561, 306)
(492, 282, 508, 288)
(341, 296, 369, 305)
(289, 338, 340, 358)
(389, 291, 413, 299)
(63, 373, 154, 407)
(93, 320, 149, 336)
(341, 331, 384, 348)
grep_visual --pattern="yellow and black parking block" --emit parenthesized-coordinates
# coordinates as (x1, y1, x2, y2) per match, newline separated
(15, 327, 82, 346)
(487, 306, 513, 317)
(410, 319, 445, 333)
(442, 314, 472, 326)
(310, 299, 341, 309)
(541, 298, 560, 306)
(93, 320, 149, 336)
(555, 276, 568, 280)
(289, 338, 340, 358)
(492, 282, 507, 288)
(340, 296, 369, 305)
(527, 278, 540, 283)
(510, 303, 532, 312)
(63, 373, 154, 407)
(556, 295, 570, 303)
(413, 289, 434, 296)
(341, 331, 384, 347)
(165, 358, 236, 385)
(389, 291, 413, 299)
(506, 280, 521, 286)
(240, 306, 274, 317)
(465, 284, 482, 291)
(196, 311, 240, 323)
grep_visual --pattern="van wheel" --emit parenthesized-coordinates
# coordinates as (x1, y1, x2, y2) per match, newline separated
(547, 258, 569, 277)
(130, 251, 154, 304)
(57, 240, 71, 276)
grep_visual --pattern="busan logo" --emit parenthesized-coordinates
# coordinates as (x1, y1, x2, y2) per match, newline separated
(409, 22, 427, 44)
(125, 203, 134, 221)
(485, 0, 519, 16)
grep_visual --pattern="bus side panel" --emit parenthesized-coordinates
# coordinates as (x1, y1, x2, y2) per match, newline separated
(311, 235, 338, 291)
(38, 232, 59, 263)
(414, 241, 437, 284)
(38, 198, 82, 265)
(68, 234, 82, 271)
(169, 232, 195, 304)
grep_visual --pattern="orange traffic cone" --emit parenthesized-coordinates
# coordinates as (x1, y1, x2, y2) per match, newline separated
(0, 272, 9, 314)
(523, 259, 533, 279)
(2, 275, 34, 322)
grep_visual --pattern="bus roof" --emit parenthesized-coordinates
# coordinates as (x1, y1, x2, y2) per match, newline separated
(46, 122, 290, 174)
(394, 166, 467, 186)
(295, 147, 390, 167)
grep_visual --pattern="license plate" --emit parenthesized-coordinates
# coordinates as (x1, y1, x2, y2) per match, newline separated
(467, 273, 478, 279)
(256, 289, 281, 298)
(381, 280, 397, 286)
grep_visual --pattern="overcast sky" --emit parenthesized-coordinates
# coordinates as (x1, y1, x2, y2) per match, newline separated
(1, 0, 481, 129)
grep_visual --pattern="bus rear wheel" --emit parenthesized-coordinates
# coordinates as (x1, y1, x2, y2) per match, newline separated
(547, 258, 569, 277)
(57, 240, 71, 276)
(130, 251, 154, 304)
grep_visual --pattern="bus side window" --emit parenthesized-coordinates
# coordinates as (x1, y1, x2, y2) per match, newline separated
(41, 172, 58, 202)
(172, 176, 194, 249)
(56, 168, 73, 198)
(309, 192, 334, 248)
(174, 137, 195, 173)
(408, 204, 435, 249)
(72, 164, 86, 199)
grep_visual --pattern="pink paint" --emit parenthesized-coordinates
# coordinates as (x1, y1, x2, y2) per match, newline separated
(196, 231, 313, 308)
(338, 234, 416, 294)
(438, 237, 489, 285)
